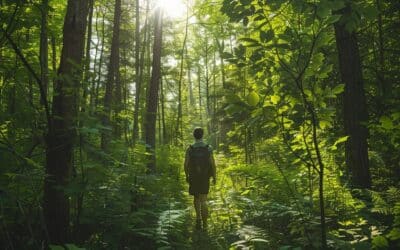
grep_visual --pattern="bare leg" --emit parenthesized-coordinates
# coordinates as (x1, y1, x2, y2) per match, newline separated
(194, 195, 201, 228)
(199, 194, 208, 228)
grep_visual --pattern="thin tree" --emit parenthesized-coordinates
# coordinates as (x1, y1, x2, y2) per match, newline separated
(132, 0, 141, 144)
(40, 0, 49, 103)
(176, 1, 190, 144)
(82, 0, 94, 111)
(144, 7, 163, 172)
(101, 0, 122, 151)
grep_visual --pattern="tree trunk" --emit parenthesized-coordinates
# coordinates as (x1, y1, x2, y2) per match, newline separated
(82, 0, 94, 112)
(204, 37, 212, 136)
(50, 33, 57, 98)
(44, 0, 88, 244)
(334, 6, 371, 189)
(197, 64, 203, 125)
(376, 0, 387, 97)
(145, 7, 163, 172)
(160, 77, 167, 143)
(40, 0, 49, 104)
(101, 0, 121, 151)
(134, 0, 150, 143)
(176, 3, 189, 144)
(94, 11, 106, 112)
(132, 0, 141, 144)
(187, 60, 195, 106)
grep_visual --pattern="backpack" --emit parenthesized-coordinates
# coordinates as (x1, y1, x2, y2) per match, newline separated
(188, 145, 212, 179)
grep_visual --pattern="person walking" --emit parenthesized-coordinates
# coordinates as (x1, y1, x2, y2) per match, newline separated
(184, 128, 216, 230)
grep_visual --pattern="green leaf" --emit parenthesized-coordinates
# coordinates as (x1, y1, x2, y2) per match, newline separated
(239, 37, 261, 47)
(319, 120, 331, 129)
(380, 116, 393, 130)
(240, 189, 251, 195)
(247, 91, 260, 106)
(372, 235, 388, 249)
(271, 95, 280, 105)
(330, 0, 346, 11)
(331, 136, 349, 150)
(260, 29, 274, 43)
(326, 14, 341, 24)
(317, 1, 331, 18)
(334, 136, 349, 146)
(332, 84, 345, 95)
(304, 89, 312, 97)
(363, 5, 379, 20)
(387, 228, 400, 241)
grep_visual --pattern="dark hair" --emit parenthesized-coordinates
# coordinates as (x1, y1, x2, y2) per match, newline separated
(193, 127, 204, 139)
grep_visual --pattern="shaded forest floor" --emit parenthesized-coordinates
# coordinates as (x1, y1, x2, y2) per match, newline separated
(133, 154, 268, 250)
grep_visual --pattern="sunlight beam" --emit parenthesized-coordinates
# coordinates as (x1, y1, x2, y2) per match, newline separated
(155, 0, 186, 19)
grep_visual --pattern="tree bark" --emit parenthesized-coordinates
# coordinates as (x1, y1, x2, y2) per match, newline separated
(176, 3, 189, 144)
(44, 0, 88, 244)
(94, 10, 106, 112)
(334, 6, 371, 188)
(132, 0, 141, 144)
(376, 0, 387, 97)
(187, 59, 195, 106)
(82, 0, 94, 112)
(197, 64, 203, 124)
(145, 7, 163, 172)
(160, 77, 167, 143)
(101, 0, 121, 151)
(40, 0, 49, 104)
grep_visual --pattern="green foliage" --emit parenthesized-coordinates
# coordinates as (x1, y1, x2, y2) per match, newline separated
(1, 0, 399, 249)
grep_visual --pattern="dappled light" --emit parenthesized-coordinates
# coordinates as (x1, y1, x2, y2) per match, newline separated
(1, 0, 400, 249)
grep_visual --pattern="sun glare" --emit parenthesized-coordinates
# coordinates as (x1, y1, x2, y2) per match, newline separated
(156, 0, 187, 19)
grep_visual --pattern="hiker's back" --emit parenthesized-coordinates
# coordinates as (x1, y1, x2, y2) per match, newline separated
(188, 143, 212, 179)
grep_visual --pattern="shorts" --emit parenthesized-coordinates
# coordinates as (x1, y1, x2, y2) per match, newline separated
(189, 177, 210, 195)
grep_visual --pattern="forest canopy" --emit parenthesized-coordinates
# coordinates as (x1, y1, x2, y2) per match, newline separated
(0, 0, 399, 249)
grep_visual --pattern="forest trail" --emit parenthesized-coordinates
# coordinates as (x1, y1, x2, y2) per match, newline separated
(152, 154, 267, 250)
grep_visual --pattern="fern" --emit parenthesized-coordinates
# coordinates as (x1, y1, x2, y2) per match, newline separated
(370, 190, 392, 215)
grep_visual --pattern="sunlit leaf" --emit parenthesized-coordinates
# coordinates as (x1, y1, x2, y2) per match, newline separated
(247, 91, 260, 106)
(332, 84, 345, 95)
(380, 116, 393, 130)
(372, 235, 388, 249)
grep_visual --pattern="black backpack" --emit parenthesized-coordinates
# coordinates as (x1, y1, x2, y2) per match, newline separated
(188, 145, 212, 179)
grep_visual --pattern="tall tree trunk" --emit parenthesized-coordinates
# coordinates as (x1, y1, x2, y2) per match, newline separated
(197, 64, 203, 125)
(217, 31, 226, 89)
(187, 60, 195, 106)
(94, 11, 106, 112)
(50, 33, 57, 98)
(132, 0, 141, 144)
(40, 0, 49, 104)
(90, 7, 100, 114)
(334, 6, 371, 188)
(176, 2, 189, 144)
(101, 0, 121, 151)
(145, 7, 163, 172)
(143, 0, 152, 141)
(136, 0, 150, 142)
(82, 0, 94, 112)
(44, 0, 88, 244)
(376, 0, 387, 97)
(74, 0, 94, 233)
(160, 77, 167, 143)
(204, 37, 211, 136)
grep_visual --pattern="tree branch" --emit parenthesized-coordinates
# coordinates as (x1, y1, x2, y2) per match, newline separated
(0, 27, 52, 132)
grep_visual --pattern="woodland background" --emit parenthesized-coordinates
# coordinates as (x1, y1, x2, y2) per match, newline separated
(0, 0, 399, 249)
